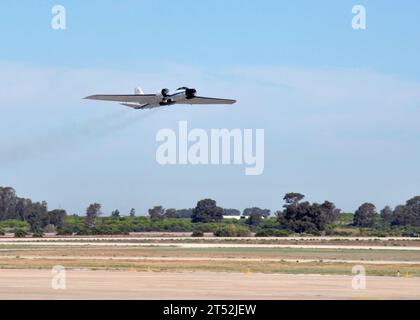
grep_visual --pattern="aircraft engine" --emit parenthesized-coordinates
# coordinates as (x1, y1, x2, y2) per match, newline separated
(161, 88, 170, 97)
(186, 88, 197, 99)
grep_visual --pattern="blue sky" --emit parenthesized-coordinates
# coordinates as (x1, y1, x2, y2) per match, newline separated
(1, 1, 420, 215)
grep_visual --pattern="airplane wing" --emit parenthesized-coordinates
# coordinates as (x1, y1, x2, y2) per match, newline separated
(84, 94, 158, 105)
(180, 96, 237, 105)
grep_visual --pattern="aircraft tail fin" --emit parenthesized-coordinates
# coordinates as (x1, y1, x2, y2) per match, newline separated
(134, 86, 144, 95)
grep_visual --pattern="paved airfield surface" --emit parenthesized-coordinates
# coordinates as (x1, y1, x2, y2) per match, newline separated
(0, 269, 419, 300)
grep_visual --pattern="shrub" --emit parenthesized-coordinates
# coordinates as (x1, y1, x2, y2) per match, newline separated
(0, 229, 5, 236)
(32, 231, 44, 238)
(400, 226, 420, 237)
(402, 231, 420, 238)
(259, 217, 281, 229)
(214, 225, 251, 237)
(0, 220, 30, 230)
(76, 225, 129, 236)
(191, 231, 204, 237)
(193, 223, 220, 233)
(116, 225, 131, 235)
(14, 229, 28, 238)
(255, 229, 291, 237)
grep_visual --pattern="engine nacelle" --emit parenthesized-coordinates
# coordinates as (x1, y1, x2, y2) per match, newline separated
(186, 88, 197, 99)
(161, 88, 170, 97)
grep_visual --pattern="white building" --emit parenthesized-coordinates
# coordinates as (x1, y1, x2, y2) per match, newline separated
(222, 215, 244, 220)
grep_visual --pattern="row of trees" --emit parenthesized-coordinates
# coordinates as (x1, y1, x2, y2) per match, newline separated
(0, 187, 66, 233)
(142, 195, 339, 234)
(146, 202, 271, 225)
(83, 199, 267, 232)
(2, 186, 420, 235)
(354, 197, 420, 228)
(144, 206, 271, 221)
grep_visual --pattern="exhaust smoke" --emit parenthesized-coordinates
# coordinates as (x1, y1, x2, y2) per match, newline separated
(0, 109, 159, 165)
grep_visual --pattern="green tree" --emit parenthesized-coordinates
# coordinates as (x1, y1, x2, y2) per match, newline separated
(243, 207, 271, 218)
(278, 193, 340, 233)
(85, 203, 102, 228)
(14, 229, 28, 238)
(246, 212, 264, 226)
(392, 196, 420, 226)
(223, 209, 241, 216)
(380, 206, 394, 226)
(48, 209, 67, 229)
(283, 192, 305, 205)
(111, 209, 120, 218)
(129, 208, 136, 217)
(192, 199, 223, 223)
(25, 201, 48, 232)
(175, 209, 193, 218)
(149, 206, 165, 221)
(164, 208, 177, 218)
(14, 198, 31, 221)
(353, 203, 377, 227)
(0, 187, 17, 220)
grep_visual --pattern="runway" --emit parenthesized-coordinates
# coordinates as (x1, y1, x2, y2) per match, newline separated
(0, 269, 419, 300)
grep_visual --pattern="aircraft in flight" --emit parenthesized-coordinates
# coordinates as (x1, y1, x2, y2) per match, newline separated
(84, 87, 236, 110)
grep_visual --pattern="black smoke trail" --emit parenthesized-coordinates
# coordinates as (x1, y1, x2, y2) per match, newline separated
(0, 109, 159, 165)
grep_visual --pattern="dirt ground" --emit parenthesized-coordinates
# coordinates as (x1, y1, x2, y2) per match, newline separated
(3, 241, 420, 250)
(2, 239, 420, 276)
(0, 269, 419, 300)
(1, 238, 420, 299)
